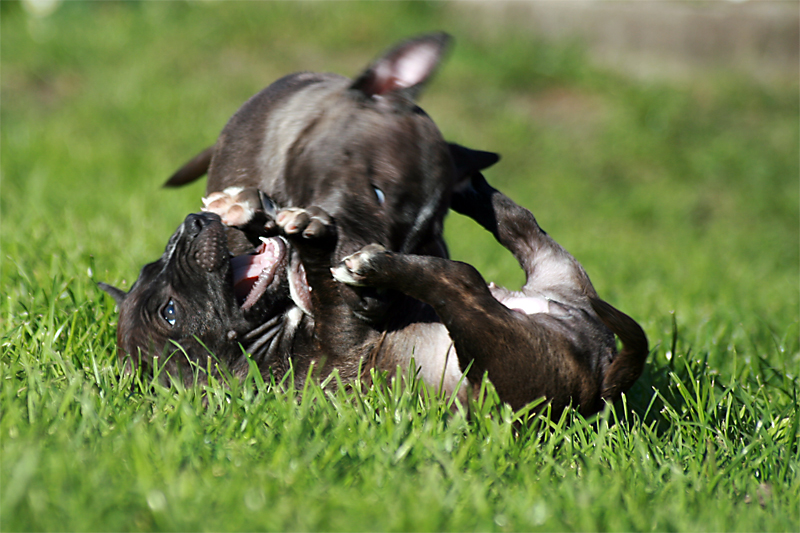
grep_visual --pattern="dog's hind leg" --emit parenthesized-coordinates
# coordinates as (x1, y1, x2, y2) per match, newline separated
(451, 172, 596, 300)
(332, 245, 592, 411)
(452, 172, 648, 404)
(589, 296, 649, 402)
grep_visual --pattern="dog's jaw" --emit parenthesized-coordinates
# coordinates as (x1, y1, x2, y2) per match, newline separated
(287, 254, 313, 316)
(231, 236, 287, 310)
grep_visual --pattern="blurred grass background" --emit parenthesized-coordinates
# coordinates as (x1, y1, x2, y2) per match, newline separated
(3, 1, 797, 341)
(1, 1, 798, 531)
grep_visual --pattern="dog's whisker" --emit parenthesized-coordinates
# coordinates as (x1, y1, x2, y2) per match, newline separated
(244, 319, 283, 356)
(264, 327, 284, 361)
(247, 330, 280, 362)
(243, 314, 283, 341)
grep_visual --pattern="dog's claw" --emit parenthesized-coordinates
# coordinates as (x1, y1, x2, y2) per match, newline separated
(332, 244, 387, 286)
(331, 265, 363, 286)
(276, 207, 335, 243)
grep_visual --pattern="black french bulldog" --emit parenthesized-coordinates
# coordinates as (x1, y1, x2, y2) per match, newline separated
(260, 165, 647, 414)
(166, 33, 463, 325)
(100, 33, 648, 415)
(101, 33, 494, 382)
(101, 166, 648, 415)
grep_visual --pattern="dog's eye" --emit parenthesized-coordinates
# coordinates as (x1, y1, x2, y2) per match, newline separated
(373, 186, 385, 205)
(161, 299, 177, 327)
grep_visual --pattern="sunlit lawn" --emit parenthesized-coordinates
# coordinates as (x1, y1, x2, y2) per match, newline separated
(2, 2, 798, 531)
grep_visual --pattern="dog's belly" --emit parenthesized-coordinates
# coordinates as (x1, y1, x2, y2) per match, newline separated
(498, 295, 551, 315)
(383, 323, 468, 402)
(488, 282, 553, 315)
(380, 288, 563, 402)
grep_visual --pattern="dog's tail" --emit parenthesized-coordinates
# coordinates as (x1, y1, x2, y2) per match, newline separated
(590, 296, 649, 401)
(163, 146, 214, 187)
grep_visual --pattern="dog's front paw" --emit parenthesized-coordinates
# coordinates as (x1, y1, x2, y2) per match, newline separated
(276, 207, 336, 250)
(202, 187, 264, 227)
(331, 244, 388, 286)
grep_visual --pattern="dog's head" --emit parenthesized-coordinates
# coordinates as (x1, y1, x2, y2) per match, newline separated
(99, 212, 291, 380)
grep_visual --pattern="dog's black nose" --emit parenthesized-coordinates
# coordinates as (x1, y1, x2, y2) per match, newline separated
(183, 212, 219, 238)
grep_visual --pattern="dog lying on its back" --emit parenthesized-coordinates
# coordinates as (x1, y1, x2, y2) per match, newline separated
(100, 33, 497, 384)
(100, 33, 648, 415)
(104, 163, 647, 415)
(214, 166, 648, 414)
(98, 144, 497, 388)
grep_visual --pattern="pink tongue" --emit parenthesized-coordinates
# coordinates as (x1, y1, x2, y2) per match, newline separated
(231, 241, 280, 304)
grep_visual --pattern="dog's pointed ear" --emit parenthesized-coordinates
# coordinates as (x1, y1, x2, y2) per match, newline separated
(448, 143, 500, 181)
(98, 282, 127, 305)
(350, 32, 451, 101)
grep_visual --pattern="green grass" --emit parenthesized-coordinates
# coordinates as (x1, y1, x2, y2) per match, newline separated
(2, 2, 798, 531)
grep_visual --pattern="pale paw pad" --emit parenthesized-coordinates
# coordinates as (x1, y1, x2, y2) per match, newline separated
(202, 186, 259, 227)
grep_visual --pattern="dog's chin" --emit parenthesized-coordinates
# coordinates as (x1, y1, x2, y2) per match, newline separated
(231, 236, 289, 314)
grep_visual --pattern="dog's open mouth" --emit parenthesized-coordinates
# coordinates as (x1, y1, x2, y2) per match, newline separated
(231, 236, 287, 310)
